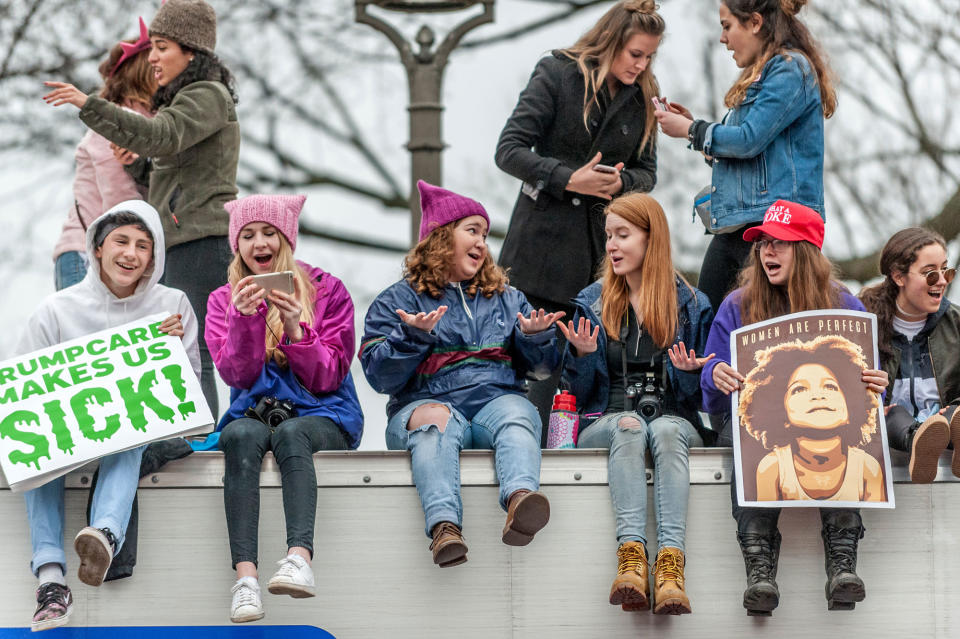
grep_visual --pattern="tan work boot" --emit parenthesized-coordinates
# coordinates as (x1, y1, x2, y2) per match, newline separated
(909, 414, 950, 483)
(430, 522, 468, 567)
(609, 541, 649, 611)
(501, 489, 550, 546)
(652, 547, 691, 615)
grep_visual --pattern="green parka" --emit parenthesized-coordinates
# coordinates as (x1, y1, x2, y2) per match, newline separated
(78, 80, 239, 248)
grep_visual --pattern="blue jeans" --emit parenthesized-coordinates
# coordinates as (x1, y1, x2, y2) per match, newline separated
(23, 446, 145, 576)
(54, 250, 88, 291)
(577, 412, 702, 550)
(386, 394, 542, 537)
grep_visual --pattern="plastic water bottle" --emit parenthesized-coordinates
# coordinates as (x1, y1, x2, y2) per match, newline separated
(546, 391, 579, 449)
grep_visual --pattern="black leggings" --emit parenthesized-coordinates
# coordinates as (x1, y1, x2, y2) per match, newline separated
(220, 415, 349, 568)
(697, 225, 760, 312)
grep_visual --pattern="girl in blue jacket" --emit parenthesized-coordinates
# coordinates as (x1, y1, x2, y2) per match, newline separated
(360, 181, 564, 568)
(700, 201, 888, 615)
(655, 0, 837, 312)
(560, 193, 713, 616)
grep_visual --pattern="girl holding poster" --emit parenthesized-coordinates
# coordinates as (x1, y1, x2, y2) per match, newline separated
(205, 194, 362, 623)
(18, 200, 198, 631)
(859, 228, 960, 482)
(700, 200, 888, 615)
(559, 193, 714, 615)
(360, 181, 562, 570)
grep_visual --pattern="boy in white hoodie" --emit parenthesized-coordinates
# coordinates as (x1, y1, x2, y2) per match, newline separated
(19, 200, 200, 631)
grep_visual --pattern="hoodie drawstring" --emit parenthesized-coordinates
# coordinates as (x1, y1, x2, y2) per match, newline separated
(455, 282, 473, 320)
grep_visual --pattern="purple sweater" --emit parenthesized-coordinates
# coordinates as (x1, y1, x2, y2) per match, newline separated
(700, 287, 866, 416)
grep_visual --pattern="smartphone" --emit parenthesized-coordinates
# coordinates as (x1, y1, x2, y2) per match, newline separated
(594, 164, 618, 174)
(651, 96, 668, 112)
(250, 271, 294, 295)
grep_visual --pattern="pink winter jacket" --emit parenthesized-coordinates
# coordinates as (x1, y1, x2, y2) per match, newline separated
(53, 102, 153, 260)
(205, 261, 355, 394)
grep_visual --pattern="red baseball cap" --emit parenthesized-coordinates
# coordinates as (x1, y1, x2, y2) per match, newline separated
(742, 200, 825, 250)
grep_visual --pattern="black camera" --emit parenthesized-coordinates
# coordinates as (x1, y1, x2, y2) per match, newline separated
(245, 396, 296, 428)
(625, 372, 662, 421)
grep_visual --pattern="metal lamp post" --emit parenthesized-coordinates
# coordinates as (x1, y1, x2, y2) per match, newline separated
(356, 0, 495, 245)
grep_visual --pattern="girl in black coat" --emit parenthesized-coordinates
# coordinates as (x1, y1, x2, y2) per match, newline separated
(495, 0, 663, 428)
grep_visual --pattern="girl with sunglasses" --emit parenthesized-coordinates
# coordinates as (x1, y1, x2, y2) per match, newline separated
(859, 228, 960, 482)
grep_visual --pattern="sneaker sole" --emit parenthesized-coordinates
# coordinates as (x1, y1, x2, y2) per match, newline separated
(909, 419, 950, 483)
(501, 492, 550, 546)
(610, 584, 649, 611)
(31, 603, 72, 632)
(267, 581, 315, 598)
(231, 609, 266, 623)
(74, 531, 111, 587)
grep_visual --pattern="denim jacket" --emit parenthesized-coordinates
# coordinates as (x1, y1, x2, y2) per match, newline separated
(703, 52, 825, 230)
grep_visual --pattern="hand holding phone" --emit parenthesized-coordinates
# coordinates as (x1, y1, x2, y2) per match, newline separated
(593, 163, 619, 174)
(651, 96, 668, 112)
(250, 271, 295, 295)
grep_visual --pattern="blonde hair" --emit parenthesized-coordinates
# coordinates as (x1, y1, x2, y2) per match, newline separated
(560, 0, 665, 152)
(599, 193, 689, 348)
(228, 232, 316, 367)
(403, 221, 508, 299)
(722, 0, 836, 118)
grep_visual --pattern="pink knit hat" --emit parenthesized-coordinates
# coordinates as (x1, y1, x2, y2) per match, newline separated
(226, 194, 306, 253)
(417, 180, 490, 242)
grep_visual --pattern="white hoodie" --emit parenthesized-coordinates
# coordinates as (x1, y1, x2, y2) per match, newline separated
(18, 200, 201, 378)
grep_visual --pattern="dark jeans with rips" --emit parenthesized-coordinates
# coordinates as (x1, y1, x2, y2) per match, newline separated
(717, 416, 863, 539)
(521, 292, 575, 445)
(162, 235, 233, 418)
(220, 415, 350, 568)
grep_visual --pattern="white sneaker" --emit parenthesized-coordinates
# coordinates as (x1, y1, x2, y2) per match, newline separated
(267, 554, 316, 598)
(230, 577, 264, 623)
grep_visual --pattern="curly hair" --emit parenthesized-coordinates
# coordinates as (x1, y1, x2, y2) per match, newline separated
(153, 49, 238, 109)
(738, 335, 880, 449)
(859, 227, 946, 361)
(98, 39, 155, 109)
(403, 220, 508, 299)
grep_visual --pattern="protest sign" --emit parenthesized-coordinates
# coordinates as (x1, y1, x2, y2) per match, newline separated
(0, 313, 212, 491)
(731, 310, 894, 508)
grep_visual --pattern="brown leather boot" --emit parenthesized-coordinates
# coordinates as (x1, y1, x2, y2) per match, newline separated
(909, 414, 950, 483)
(947, 405, 960, 478)
(501, 489, 550, 546)
(430, 522, 467, 567)
(609, 541, 649, 611)
(652, 547, 691, 615)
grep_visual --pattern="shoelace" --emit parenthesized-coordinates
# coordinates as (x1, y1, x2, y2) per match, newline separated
(36, 583, 69, 610)
(273, 556, 304, 580)
(655, 550, 685, 587)
(616, 545, 647, 575)
(823, 525, 859, 573)
(232, 581, 260, 608)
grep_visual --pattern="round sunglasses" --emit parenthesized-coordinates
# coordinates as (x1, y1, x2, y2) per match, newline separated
(910, 267, 956, 286)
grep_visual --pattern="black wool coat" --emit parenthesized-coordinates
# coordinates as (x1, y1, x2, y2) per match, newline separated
(496, 52, 657, 307)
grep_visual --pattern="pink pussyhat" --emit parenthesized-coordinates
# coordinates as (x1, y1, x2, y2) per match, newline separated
(417, 180, 490, 242)
(110, 18, 152, 77)
(226, 194, 306, 253)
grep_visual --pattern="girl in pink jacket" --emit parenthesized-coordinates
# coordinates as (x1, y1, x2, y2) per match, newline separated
(52, 20, 156, 290)
(205, 194, 362, 624)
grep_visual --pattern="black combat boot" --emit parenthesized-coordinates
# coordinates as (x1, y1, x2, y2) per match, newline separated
(822, 514, 866, 611)
(737, 529, 781, 616)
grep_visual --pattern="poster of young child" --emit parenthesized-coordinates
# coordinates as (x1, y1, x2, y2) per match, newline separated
(0, 313, 213, 492)
(731, 310, 894, 508)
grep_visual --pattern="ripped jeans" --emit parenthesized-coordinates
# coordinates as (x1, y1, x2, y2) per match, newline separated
(386, 394, 542, 537)
(577, 412, 701, 550)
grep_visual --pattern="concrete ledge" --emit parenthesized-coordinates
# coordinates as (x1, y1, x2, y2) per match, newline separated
(2, 447, 955, 490)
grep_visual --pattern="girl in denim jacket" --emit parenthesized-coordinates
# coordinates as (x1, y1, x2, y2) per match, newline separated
(655, 0, 837, 312)
(560, 193, 714, 616)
